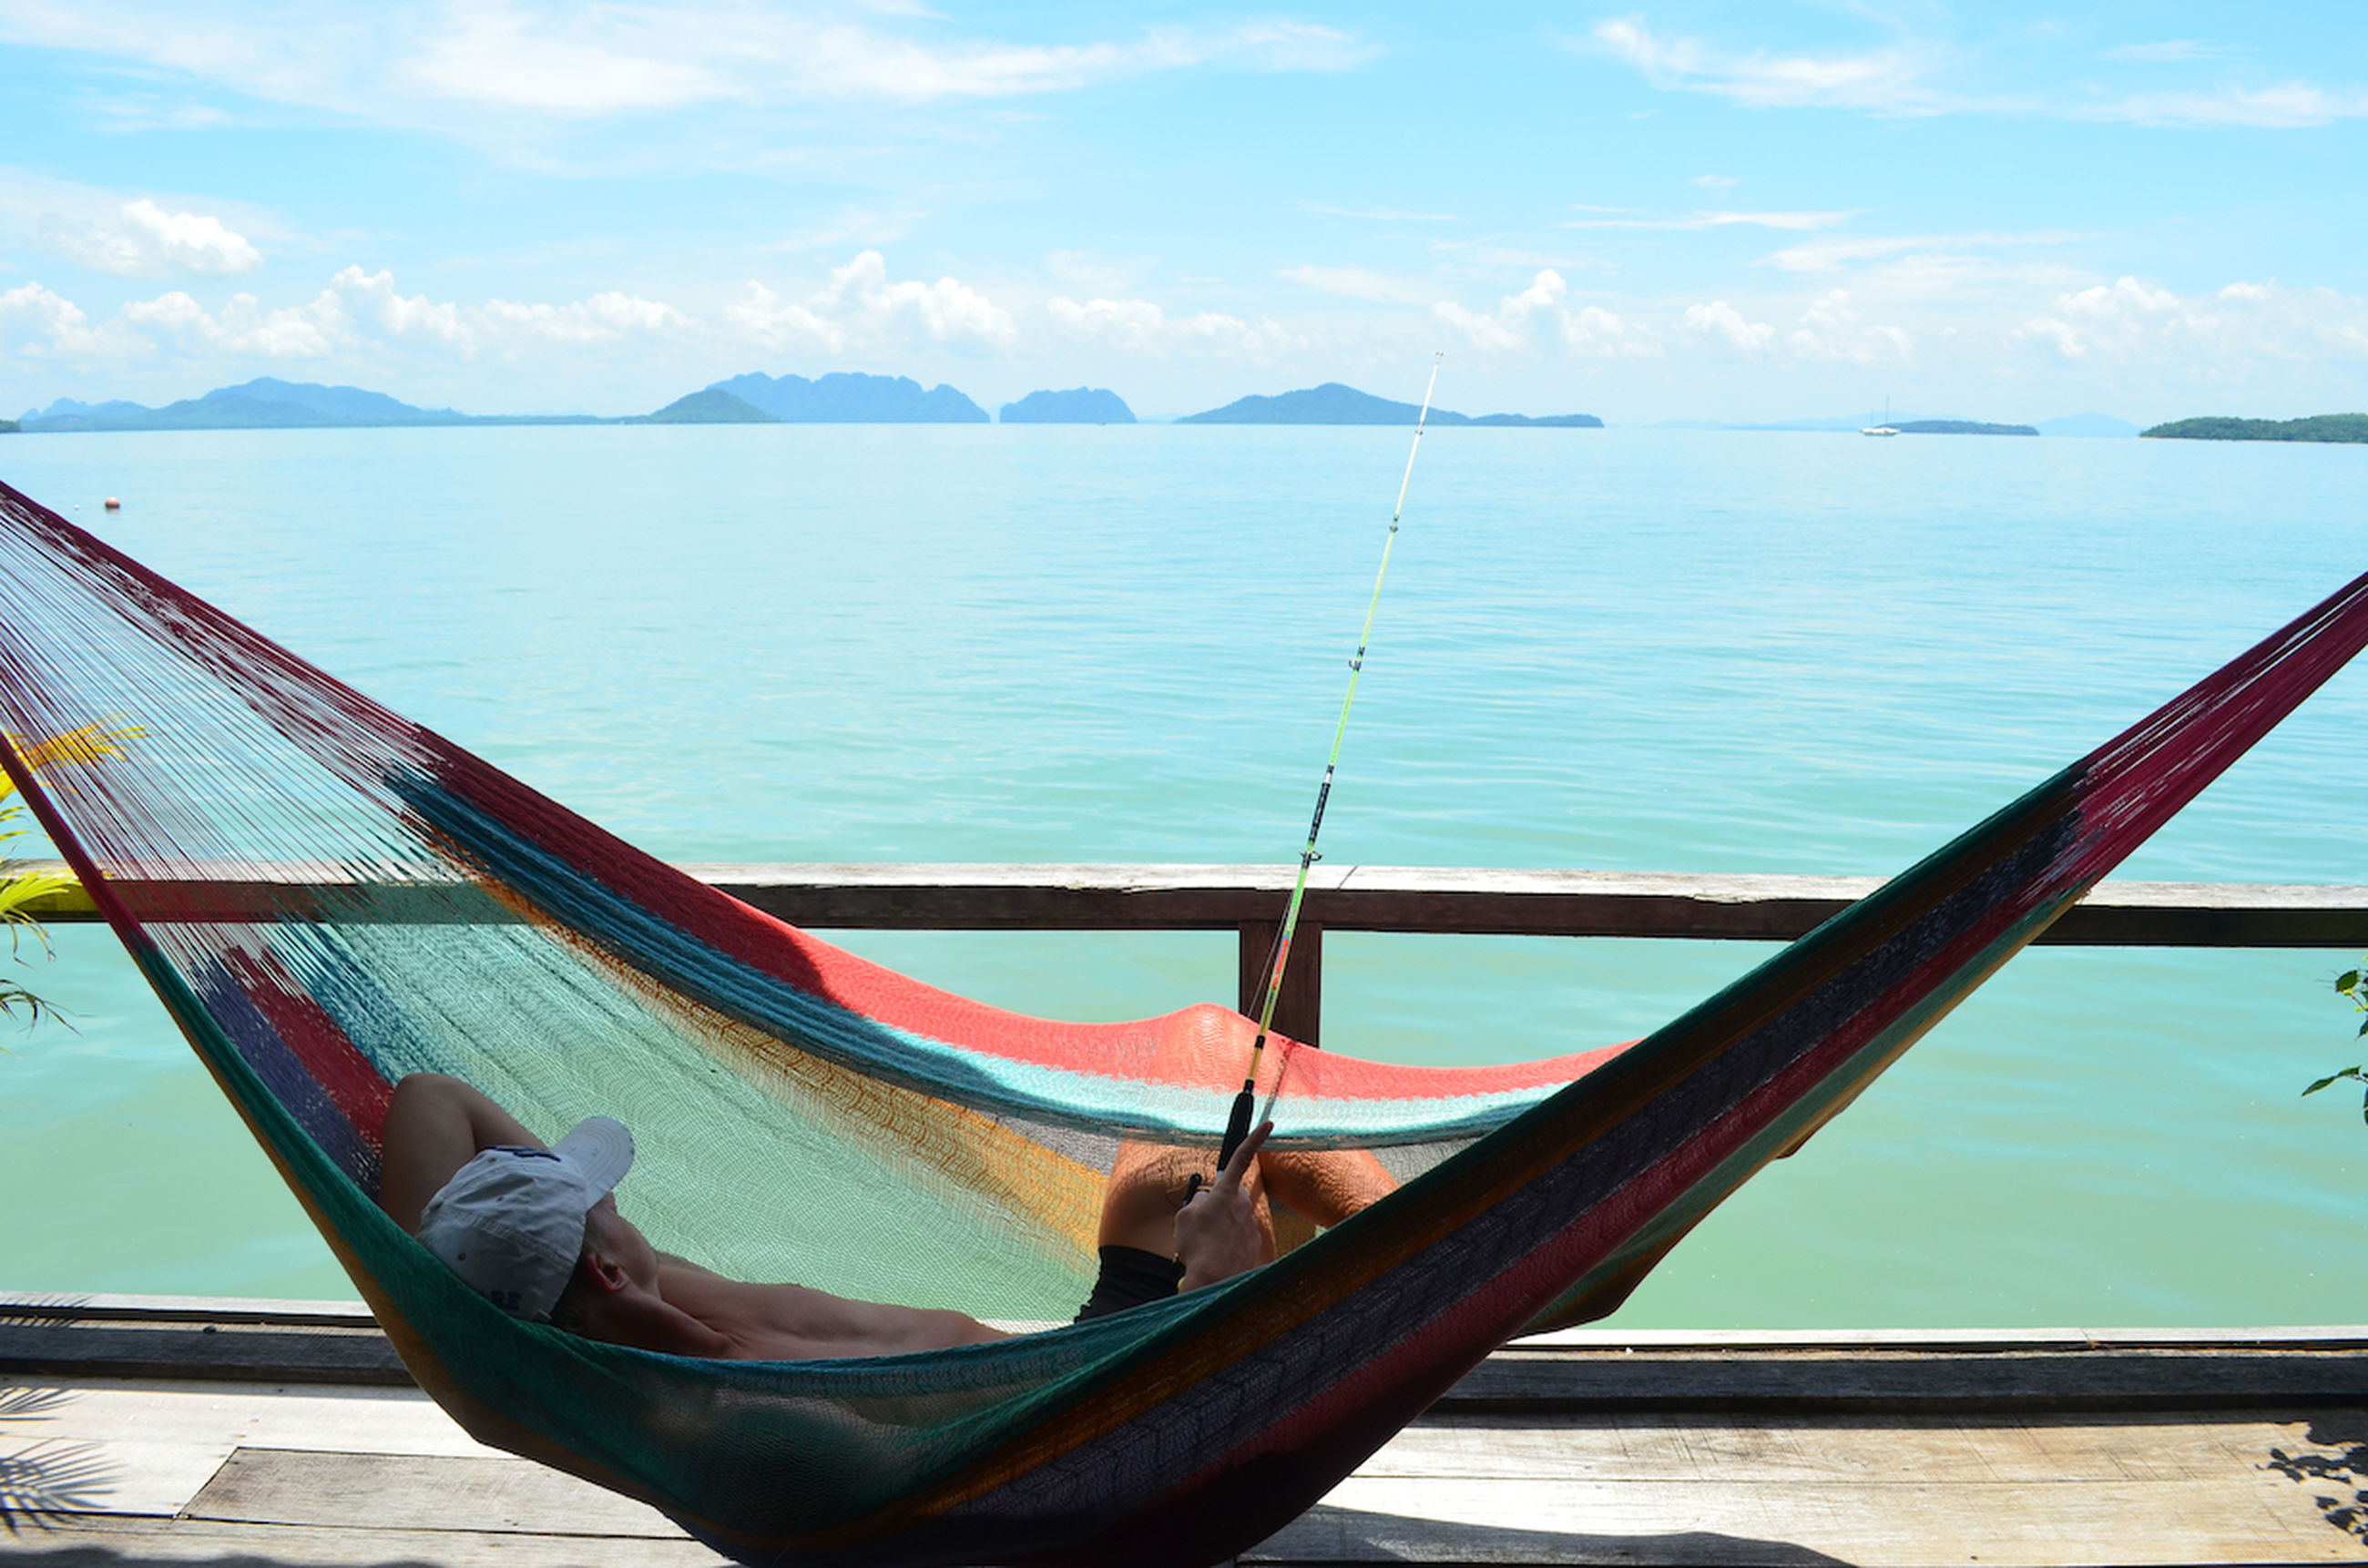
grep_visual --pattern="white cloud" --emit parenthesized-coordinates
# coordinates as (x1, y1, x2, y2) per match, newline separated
(331, 267, 696, 356)
(4, 282, 358, 361)
(0, 3, 1374, 120)
(1690, 174, 1740, 193)
(0, 281, 97, 354)
(2011, 276, 2368, 367)
(1680, 300, 1777, 354)
(131, 286, 351, 357)
(818, 250, 1015, 346)
(1046, 295, 1302, 358)
(1586, 15, 2368, 132)
(2085, 83, 2368, 129)
(403, 3, 722, 112)
(1563, 209, 1857, 231)
(36, 199, 265, 278)
(728, 281, 844, 355)
(1587, 16, 1945, 114)
(728, 250, 1014, 354)
(1760, 230, 2086, 275)
(2018, 276, 2205, 360)
(1277, 264, 1434, 305)
(0, 266, 706, 373)
(1562, 304, 1650, 358)
(1434, 270, 1568, 351)
(1784, 290, 1911, 365)
(1432, 270, 1656, 359)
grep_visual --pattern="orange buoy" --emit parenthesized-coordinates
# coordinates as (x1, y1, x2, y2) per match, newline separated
(103, 497, 120, 510)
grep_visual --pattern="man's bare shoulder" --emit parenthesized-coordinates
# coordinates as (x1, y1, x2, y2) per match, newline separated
(654, 1264, 1010, 1361)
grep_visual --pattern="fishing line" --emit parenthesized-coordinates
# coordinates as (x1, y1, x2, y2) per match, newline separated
(1212, 352, 1444, 1173)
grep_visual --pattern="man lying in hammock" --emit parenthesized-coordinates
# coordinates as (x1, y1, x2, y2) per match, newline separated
(379, 1073, 1396, 1360)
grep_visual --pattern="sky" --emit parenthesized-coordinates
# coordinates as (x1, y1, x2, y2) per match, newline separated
(1, 1, 2364, 424)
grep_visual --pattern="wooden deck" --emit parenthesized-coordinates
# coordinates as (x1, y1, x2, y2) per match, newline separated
(5, 1298, 2368, 1565)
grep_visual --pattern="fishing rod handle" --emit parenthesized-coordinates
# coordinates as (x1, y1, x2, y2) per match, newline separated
(1215, 1087, 1256, 1171)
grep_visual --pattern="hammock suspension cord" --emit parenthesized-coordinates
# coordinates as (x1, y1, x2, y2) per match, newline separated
(1218, 351, 1444, 1170)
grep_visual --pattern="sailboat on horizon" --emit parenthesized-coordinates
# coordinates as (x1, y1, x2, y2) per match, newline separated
(1863, 395, 1899, 437)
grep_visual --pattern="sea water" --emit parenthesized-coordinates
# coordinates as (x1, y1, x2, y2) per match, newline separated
(0, 423, 2362, 1328)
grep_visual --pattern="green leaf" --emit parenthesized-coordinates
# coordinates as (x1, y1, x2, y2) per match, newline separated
(2307, 1074, 2343, 1095)
(2342, 970, 2363, 993)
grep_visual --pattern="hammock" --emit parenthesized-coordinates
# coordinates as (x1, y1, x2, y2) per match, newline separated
(0, 476, 2359, 1568)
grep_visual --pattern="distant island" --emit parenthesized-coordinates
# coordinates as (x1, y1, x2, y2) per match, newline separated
(0, 417, 15, 434)
(1001, 388, 1134, 423)
(17, 371, 994, 432)
(638, 389, 774, 423)
(18, 373, 1615, 433)
(2141, 413, 2368, 443)
(1892, 420, 2037, 436)
(707, 372, 987, 423)
(1179, 382, 1599, 427)
(16, 378, 601, 433)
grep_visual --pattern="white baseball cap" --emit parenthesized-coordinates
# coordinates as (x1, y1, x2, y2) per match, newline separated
(415, 1116, 635, 1320)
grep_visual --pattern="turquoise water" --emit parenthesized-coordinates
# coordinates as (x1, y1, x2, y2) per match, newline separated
(1, 423, 2363, 1326)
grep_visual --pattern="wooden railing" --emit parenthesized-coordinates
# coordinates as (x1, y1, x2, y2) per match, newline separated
(20, 860, 2366, 1048)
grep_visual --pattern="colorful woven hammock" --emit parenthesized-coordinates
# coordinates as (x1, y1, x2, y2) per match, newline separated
(0, 476, 2361, 1568)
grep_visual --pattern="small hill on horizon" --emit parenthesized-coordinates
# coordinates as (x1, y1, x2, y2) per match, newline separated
(638, 389, 776, 424)
(709, 371, 988, 423)
(2142, 413, 2368, 443)
(1001, 387, 1134, 423)
(1179, 382, 1599, 427)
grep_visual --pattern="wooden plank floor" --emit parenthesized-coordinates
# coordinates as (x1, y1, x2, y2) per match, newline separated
(5, 1307, 2368, 1566)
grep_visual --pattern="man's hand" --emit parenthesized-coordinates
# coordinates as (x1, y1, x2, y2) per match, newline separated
(1173, 1119, 1271, 1292)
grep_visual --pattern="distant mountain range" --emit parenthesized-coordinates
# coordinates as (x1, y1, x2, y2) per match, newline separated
(1179, 382, 1599, 426)
(1001, 387, 1134, 423)
(15, 378, 597, 432)
(13, 376, 2151, 440)
(14, 372, 998, 432)
(705, 372, 988, 423)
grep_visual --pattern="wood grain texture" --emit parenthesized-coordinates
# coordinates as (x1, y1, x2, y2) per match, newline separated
(184, 1448, 688, 1538)
(19, 860, 2368, 946)
(0, 1512, 730, 1565)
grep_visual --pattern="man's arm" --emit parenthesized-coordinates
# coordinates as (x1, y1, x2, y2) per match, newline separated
(379, 1074, 545, 1232)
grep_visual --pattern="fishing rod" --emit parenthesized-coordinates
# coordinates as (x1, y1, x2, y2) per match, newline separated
(1213, 352, 1444, 1174)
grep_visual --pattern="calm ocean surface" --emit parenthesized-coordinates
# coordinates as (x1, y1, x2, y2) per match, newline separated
(2, 422, 2363, 1327)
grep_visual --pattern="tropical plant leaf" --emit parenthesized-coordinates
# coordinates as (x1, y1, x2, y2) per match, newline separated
(0, 720, 144, 801)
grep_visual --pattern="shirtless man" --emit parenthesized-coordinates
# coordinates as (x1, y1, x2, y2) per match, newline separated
(379, 1073, 1394, 1360)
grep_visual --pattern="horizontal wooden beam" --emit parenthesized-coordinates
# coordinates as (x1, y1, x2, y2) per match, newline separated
(11, 1296, 2368, 1410)
(13, 860, 2367, 946)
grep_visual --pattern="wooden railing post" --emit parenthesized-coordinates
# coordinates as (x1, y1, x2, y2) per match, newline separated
(1238, 921, 1322, 1047)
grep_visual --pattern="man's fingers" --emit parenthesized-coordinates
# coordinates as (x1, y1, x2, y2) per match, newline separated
(1216, 1119, 1273, 1189)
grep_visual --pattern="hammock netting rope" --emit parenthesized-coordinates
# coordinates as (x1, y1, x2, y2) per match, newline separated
(0, 476, 2360, 1567)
